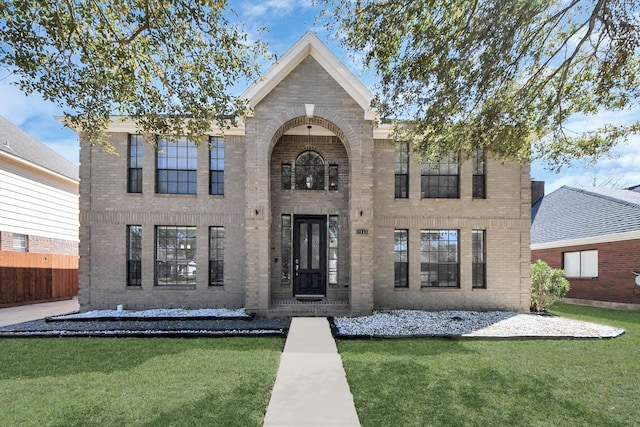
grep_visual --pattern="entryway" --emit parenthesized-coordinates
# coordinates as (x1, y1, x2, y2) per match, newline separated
(293, 216, 326, 297)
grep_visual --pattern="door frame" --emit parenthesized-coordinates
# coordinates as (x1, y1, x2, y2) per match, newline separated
(293, 215, 327, 297)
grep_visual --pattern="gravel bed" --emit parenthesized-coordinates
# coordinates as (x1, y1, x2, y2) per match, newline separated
(334, 310, 625, 339)
(51, 308, 249, 320)
(0, 316, 290, 338)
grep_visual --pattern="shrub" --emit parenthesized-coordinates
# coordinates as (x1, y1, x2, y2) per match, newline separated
(530, 259, 571, 312)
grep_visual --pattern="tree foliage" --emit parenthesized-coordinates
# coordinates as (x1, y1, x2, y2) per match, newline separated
(321, 0, 640, 169)
(0, 0, 270, 153)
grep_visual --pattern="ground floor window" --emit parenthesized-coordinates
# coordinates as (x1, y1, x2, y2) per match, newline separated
(127, 225, 142, 286)
(420, 230, 459, 288)
(209, 227, 224, 286)
(472, 230, 486, 288)
(281, 215, 292, 284)
(563, 249, 598, 278)
(12, 233, 28, 252)
(394, 229, 409, 288)
(155, 226, 196, 286)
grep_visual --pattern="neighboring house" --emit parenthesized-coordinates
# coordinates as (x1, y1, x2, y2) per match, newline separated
(77, 32, 531, 315)
(531, 184, 640, 307)
(0, 115, 79, 306)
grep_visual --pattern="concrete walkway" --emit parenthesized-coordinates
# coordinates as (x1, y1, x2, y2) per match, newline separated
(263, 317, 360, 427)
(0, 299, 79, 327)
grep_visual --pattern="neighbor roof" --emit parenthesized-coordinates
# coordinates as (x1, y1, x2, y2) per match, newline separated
(531, 185, 640, 246)
(0, 115, 78, 181)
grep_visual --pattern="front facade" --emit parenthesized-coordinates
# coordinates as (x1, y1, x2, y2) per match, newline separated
(78, 33, 531, 315)
(532, 185, 640, 308)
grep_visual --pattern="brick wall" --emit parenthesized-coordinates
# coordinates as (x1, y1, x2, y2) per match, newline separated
(532, 239, 640, 304)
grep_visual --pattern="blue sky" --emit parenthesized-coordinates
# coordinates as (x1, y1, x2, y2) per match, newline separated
(1, 0, 639, 194)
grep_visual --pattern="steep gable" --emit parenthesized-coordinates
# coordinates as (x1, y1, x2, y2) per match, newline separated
(241, 32, 376, 120)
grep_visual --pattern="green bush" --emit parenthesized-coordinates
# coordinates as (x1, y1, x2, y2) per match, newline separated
(530, 259, 571, 312)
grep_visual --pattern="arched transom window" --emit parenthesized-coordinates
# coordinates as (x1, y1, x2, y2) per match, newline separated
(295, 151, 325, 190)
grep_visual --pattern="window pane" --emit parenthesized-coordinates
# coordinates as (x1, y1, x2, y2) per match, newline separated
(300, 223, 308, 269)
(581, 250, 598, 277)
(394, 230, 408, 288)
(12, 234, 27, 252)
(421, 229, 459, 287)
(295, 151, 325, 190)
(329, 216, 339, 285)
(157, 139, 197, 194)
(282, 215, 291, 283)
(209, 227, 224, 286)
(210, 137, 224, 195)
(563, 252, 581, 277)
(395, 142, 409, 198)
(282, 164, 291, 190)
(155, 226, 196, 286)
(329, 164, 338, 191)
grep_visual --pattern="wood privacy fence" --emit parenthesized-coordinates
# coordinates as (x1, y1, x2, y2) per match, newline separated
(0, 252, 78, 306)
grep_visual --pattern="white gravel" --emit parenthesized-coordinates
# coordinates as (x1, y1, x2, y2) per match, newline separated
(334, 310, 625, 338)
(52, 307, 248, 320)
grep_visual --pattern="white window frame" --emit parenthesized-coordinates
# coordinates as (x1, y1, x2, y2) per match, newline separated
(563, 250, 598, 278)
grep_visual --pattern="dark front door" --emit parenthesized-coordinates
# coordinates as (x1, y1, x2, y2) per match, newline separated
(293, 216, 327, 296)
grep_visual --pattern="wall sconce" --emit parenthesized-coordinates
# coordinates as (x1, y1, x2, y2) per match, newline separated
(305, 103, 315, 118)
(360, 210, 364, 217)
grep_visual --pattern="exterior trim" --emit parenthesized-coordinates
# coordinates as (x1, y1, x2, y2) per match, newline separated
(531, 230, 640, 250)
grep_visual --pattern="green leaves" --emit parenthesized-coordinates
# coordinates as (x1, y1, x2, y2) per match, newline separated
(323, 0, 640, 168)
(0, 1, 270, 152)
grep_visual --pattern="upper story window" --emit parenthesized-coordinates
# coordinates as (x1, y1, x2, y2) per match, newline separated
(295, 151, 324, 190)
(473, 148, 486, 199)
(329, 164, 339, 191)
(156, 139, 197, 195)
(209, 137, 224, 196)
(282, 163, 292, 190)
(421, 154, 459, 199)
(128, 135, 143, 193)
(395, 142, 409, 198)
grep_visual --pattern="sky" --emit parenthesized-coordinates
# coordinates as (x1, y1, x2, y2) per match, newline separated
(1, 0, 639, 195)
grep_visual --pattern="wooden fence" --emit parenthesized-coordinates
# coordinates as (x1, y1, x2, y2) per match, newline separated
(0, 252, 78, 307)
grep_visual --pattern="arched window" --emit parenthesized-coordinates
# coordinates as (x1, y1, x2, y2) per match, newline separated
(295, 151, 325, 190)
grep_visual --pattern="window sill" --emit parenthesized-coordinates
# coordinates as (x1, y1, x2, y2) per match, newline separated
(420, 286, 461, 291)
(154, 285, 196, 290)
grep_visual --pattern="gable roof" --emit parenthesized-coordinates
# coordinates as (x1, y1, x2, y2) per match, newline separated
(0, 115, 78, 181)
(241, 32, 376, 120)
(531, 185, 640, 248)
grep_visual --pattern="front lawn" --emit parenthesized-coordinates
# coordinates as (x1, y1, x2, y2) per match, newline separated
(0, 337, 282, 427)
(339, 303, 640, 426)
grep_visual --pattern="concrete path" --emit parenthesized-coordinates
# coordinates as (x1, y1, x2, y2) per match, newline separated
(0, 299, 79, 327)
(263, 317, 360, 427)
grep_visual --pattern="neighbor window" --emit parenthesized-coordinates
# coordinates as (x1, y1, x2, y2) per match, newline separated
(329, 215, 339, 285)
(128, 134, 143, 193)
(472, 230, 486, 288)
(563, 250, 598, 278)
(421, 154, 459, 198)
(295, 151, 325, 190)
(395, 142, 409, 198)
(394, 229, 409, 288)
(155, 226, 196, 286)
(12, 233, 27, 252)
(420, 230, 459, 287)
(127, 225, 142, 286)
(156, 139, 197, 194)
(209, 137, 224, 196)
(472, 148, 486, 199)
(209, 227, 224, 286)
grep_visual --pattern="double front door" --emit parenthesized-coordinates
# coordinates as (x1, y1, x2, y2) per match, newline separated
(293, 216, 327, 296)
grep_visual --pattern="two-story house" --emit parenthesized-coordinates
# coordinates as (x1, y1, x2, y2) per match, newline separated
(77, 32, 530, 316)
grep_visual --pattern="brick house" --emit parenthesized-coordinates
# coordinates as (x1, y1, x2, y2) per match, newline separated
(78, 32, 531, 315)
(531, 185, 640, 308)
(0, 115, 79, 305)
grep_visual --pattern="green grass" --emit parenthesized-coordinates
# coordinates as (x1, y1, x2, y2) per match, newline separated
(0, 337, 283, 427)
(338, 303, 640, 427)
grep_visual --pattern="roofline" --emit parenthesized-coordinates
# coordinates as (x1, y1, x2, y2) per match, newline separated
(561, 185, 640, 209)
(0, 148, 79, 187)
(531, 229, 640, 250)
(241, 32, 377, 120)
